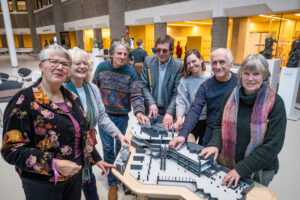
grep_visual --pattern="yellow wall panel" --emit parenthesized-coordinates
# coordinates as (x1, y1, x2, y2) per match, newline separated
(250, 22, 270, 33)
(14, 35, 19, 48)
(145, 25, 154, 55)
(41, 34, 56, 47)
(129, 25, 146, 49)
(0, 37, 2, 48)
(102, 28, 111, 49)
(179, 25, 211, 61)
(69, 31, 76, 48)
(84, 30, 94, 52)
(23, 35, 32, 48)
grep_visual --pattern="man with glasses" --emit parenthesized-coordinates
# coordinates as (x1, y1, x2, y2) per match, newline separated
(169, 48, 238, 149)
(140, 34, 183, 130)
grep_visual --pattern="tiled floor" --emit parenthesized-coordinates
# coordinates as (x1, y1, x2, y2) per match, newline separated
(0, 55, 299, 200)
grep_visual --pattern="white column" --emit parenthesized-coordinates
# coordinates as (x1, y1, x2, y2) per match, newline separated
(1, 0, 18, 67)
(278, 67, 300, 121)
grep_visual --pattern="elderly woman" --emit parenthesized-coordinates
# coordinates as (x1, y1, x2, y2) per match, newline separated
(1, 45, 113, 200)
(173, 49, 211, 144)
(200, 54, 286, 188)
(65, 47, 130, 200)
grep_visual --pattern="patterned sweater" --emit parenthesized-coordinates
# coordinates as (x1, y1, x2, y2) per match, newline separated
(93, 61, 145, 115)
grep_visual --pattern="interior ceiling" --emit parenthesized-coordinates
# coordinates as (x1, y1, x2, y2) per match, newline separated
(167, 13, 300, 26)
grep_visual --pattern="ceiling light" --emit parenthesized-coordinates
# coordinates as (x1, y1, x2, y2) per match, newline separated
(184, 21, 212, 25)
(168, 24, 195, 27)
(259, 14, 288, 21)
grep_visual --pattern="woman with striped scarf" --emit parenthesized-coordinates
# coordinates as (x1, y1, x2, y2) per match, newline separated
(200, 54, 286, 188)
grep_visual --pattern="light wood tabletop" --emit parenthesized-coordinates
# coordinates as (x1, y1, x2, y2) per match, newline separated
(112, 131, 276, 200)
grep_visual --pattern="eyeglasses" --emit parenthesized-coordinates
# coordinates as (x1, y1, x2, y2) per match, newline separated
(42, 59, 71, 69)
(156, 48, 169, 54)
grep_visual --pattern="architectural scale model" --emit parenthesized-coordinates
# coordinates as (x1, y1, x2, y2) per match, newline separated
(116, 117, 254, 200)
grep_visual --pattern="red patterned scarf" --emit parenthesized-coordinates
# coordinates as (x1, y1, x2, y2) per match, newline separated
(219, 84, 275, 169)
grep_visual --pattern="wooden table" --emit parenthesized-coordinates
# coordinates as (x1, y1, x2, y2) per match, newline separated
(112, 131, 276, 200)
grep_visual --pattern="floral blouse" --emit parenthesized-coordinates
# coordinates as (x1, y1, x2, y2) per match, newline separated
(1, 81, 102, 182)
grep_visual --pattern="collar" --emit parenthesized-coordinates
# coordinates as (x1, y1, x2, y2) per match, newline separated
(32, 83, 78, 114)
(158, 56, 172, 67)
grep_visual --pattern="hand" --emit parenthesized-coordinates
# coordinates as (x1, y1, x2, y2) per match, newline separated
(116, 133, 131, 149)
(199, 146, 219, 161)
(148, 104, 158, 119)
(222, 169, 241, 188)
(96, 160, 115, 176)
(173, 117, 183, 132)
(136, 112, 150, 124)
(163, 113, 173, 130)
(55, 159, 82, 176)
(169, 136, 185, 150)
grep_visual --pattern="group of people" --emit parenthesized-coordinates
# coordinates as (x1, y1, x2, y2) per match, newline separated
(1, 33, 286, 200)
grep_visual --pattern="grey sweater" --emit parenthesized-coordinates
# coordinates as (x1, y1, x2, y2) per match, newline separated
(176, 75, 211, 120)
(63, 82, 120, 138)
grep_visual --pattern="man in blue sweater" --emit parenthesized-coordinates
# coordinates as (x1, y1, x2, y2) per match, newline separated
(169, 48, 238, 149)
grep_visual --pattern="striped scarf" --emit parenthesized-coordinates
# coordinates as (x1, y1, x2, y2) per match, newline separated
(218, 84, 275, 169)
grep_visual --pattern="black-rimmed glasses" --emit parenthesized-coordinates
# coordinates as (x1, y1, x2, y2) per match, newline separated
(42, 59, 71, 69)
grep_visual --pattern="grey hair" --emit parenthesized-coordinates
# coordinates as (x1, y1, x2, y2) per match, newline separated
(39, 45, 71, 63)
(210, 48, 233, 65)
(237, 54, 270, 85)
(68, 47, 93, 82)
(109, 40, 130, 55)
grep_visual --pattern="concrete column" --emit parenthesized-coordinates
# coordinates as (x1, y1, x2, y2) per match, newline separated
(12, 0, 18, 11)
(1, 0, 18, 67)
(93, 28, 102, 43)
(154, 23, 167, 42)
(52, 0, 64, 45)
(18, 35, 24, 48)
(108, 0, 126, 41)
(75, 30, 84, 49)
(0, 35, 8, 48)
(26, 0, 42, 54)
(211, 17, 229, 51)
(230, 17, 251, 64)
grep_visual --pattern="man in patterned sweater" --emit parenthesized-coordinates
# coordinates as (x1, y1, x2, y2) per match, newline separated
(93, 41, 149, 200)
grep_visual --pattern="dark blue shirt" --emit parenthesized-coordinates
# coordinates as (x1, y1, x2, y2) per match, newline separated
(128, 47, 148, 63)
(179, 72, 238, 146)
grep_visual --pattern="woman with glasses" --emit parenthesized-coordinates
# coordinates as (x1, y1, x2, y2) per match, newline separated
(173, 49, 211, 144)
(199, 54, 286, 188)
(1, 45, 114, 200)
(65, 47, 130, 200)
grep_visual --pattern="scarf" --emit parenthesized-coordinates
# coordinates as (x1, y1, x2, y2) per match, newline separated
(219, 84, 275, 169)
(66, 80, 97, 183)
(66, 80, 96, 130)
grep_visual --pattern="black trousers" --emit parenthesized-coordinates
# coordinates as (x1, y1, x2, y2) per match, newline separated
(191, 119, 207, 145)
(21, 171, 82, 200)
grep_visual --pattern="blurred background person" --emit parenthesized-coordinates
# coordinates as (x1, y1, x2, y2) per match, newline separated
(128, 39, 148, 76)
(176, 41, 182, 59)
